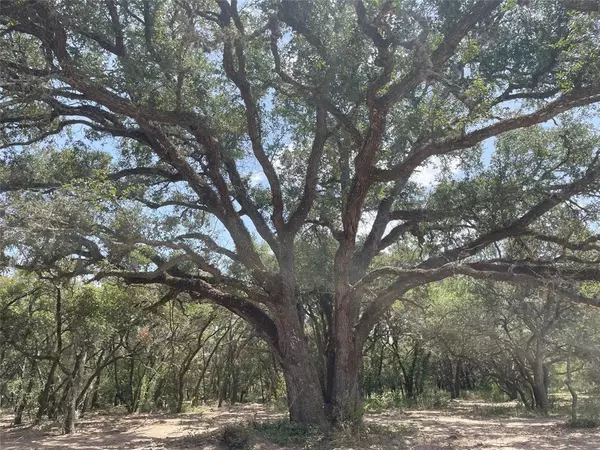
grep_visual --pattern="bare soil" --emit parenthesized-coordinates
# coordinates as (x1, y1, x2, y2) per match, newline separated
(1, 401, 599, 449)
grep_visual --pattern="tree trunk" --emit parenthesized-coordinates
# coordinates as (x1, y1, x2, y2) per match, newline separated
(329, 309, 362, 424)
(531, 375, 550, 412)
(80, 372, 99, 417)
(452, 360, 462, 400)
(90, 371, 101, 410)
(517, 387, 529, 408)
(565, 347, 578, 421)
(403, 368, 414, 400)
(64, 350, 87, 434)
(274, 306, 326, 425)
(532, 341, 550, 413)
(191, 330, 225, 407)
(14, 361, 36, 426)
(153, 376, 165, 409)
(37, 286, 63, 424)
(230, 369, 238, 405)
(35, 360, 58, 424)
(499, 381, 519, 401)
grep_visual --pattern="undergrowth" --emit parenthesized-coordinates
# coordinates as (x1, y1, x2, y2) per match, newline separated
(566, 418, 600, 429)
(364, 389, 450, 412)
(215, 419, 417, 449)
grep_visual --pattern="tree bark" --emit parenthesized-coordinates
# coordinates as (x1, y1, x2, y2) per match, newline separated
(64, 350, 87, 434)
(13, 361, 36, 426)
(531, 337, 550, 413)
(453, 360, 462, 400)
(37, 286, 63, 424)
(35, 359, 58, 424)
(176, 318, 214, 413)
(191, 329, 227, 407)
(329, 307, 362, 424)
(274, 306, 326, 425)
(532, 358, 550, 413)
(565, 348, 578, 421)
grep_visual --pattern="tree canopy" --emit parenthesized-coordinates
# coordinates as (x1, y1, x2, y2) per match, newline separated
(2, 0, 600, 424)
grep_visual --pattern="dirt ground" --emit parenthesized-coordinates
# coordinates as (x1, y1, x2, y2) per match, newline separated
(1, 401, 599, 449)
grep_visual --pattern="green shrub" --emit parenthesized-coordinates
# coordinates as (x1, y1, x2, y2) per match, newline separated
(365, 389, 451, 412)
(418, 389, 451, 409)
(251, 419, 324, 446)
(364, 391, 404, 412)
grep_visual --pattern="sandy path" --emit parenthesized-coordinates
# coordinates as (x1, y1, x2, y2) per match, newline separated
(369, 409, 600, 449)
(1, 402, 599, 449)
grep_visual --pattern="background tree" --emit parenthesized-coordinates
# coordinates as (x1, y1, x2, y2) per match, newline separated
(0, 274, 279, 431)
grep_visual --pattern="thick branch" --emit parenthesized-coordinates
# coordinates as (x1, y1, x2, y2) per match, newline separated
(375, 87, 600, 183)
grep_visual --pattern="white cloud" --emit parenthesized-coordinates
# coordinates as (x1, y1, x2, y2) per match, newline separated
(357, 211, 377, 237)
(249, 171, 267, 187)
(357, 157, 461, 240)
(409, 156, 461, 187)
(357, 215, 406, 240)
(410, 163, 438, 187)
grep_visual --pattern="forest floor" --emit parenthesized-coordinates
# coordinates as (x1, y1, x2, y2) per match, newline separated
(1, 400, 600, 449)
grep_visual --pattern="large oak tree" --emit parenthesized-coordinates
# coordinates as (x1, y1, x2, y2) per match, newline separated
(2, 0, 600, 423)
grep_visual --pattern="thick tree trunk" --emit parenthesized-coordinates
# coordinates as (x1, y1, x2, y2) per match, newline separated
(274, 306, 326, 425)
(532, 380, 549, 412)
(329, 308, 362, 424)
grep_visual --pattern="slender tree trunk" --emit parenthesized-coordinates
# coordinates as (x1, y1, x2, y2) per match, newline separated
(565, 347, 578, 421)
(64, 350, 87, 434)
(191, 329, 225, 406)
(14, 361, 36, 426)
(37, 286, 64, 424)
(230, 369, 238, 405)
(80, 372, 99, 417)
(418, 352, 431, 396)
(91, 370, 101, 410)
(35, 359, 58, 424)
(516, 387, 529, 408)
(113, 357, 122, 406)
(377, 345, 385, 395)
(217, 370, 227, 408)
(131, 364, 146, 413)
(153, 376, 165, 409)
(176, 317, 214, 413)
(399, 361, 414, 400)
(452, 360, 462, 399)
(13, 378, 34, 425)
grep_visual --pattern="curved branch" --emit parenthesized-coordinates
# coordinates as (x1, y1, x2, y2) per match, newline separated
(375, 87, 600, 183)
